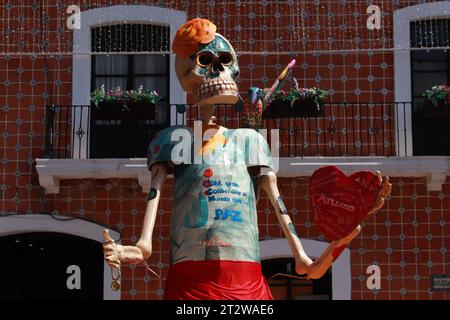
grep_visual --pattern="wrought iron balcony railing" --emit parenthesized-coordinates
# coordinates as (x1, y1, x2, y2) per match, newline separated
(43, 102, 450, 159)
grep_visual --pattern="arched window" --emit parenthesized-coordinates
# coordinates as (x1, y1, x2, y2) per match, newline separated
(89, 23, 171, 158)
(393, 1, 450, 156)
(71, 5, 187, 159)
(410, 18, 450, 155)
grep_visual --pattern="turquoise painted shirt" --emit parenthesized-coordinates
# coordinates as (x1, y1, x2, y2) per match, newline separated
(148, 125, 272, 264)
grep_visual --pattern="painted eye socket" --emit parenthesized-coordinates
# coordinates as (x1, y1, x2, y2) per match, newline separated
(219, 52, 233, 65)
(197, 51, 214, 67)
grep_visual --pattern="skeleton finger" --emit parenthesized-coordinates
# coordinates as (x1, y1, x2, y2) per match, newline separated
(106, 255, 120, 264)
(103, 229, 115, 245)
(103, 243, 115, 251)
(104, 252, 115, 259)
(381, 176, 392, 197)
(375, 171, 382, 185)
(104, 250, 115, 258)
(106, 260, 120, 269)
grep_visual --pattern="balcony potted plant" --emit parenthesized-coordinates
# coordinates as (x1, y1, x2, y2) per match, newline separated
(90, 85, 161, 120)
(89, 85, 162, 158)
(263, 78, 328, 119)
(421, 84, 450, 118)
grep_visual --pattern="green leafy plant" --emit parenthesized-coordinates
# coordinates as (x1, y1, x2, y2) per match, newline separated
(267, 78, 329, 110)
(90, 85, 161, 108)
(422, 84, 450, 107)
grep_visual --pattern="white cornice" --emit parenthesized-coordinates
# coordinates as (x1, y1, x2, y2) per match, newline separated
(278, 157, 449, 192)
(36, 156, 450, 194)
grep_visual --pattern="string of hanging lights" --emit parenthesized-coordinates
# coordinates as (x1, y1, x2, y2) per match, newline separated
(0, 1, 448, 55)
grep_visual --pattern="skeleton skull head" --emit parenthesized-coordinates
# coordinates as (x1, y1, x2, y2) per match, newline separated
(175, 34, 240, 105)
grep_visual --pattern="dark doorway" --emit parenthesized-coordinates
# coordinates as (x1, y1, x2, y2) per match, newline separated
(262, 257, 332, 300)
(0, 232, 104, 300)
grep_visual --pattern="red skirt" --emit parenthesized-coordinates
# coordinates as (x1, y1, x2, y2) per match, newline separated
(164, 260, 273, 300)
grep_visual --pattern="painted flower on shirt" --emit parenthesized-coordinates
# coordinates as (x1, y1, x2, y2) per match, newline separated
(203, 168, 214, 178)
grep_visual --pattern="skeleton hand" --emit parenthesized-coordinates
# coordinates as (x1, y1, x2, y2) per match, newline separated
(103, 229, 147, 266)
(103, 229, 122, 269)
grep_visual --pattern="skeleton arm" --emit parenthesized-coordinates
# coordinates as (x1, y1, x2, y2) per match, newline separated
(135, 163, 168, 259)
(259, 170, 360, 279)
(103, 163, 168, 267)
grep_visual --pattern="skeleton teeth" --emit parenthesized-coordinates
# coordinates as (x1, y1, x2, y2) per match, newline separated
(196, 80, 238, 101)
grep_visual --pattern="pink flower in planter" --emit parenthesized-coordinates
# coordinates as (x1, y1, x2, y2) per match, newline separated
(299, 88, 309, 98)
(422, 84, 450, 106)
(91, 84, 161, 106)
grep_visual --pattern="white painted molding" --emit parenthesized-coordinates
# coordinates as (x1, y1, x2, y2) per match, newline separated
(279, 156, 450, 192)
(36, 156, 450, 194)
(72, 5, 187, 158)
(0, 214, 121, 300)
(393, 1, 450, 157)
(35, 158, 153, 194)
(260, 238, 351, 300)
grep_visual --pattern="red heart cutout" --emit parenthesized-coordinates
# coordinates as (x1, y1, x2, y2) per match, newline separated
(309, 166, 381, 241)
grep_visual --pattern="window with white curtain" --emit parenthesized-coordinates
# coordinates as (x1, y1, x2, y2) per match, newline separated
(410, 18, 450, 156)
(89, 24, 170, 158)
(91, 23, 170, 109)
(410, 19, 449, 102)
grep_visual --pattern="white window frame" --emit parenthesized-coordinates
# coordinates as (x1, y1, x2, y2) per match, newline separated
(72, 5, 186, 159)
(0, 214, 121, 300)
(260, 238, 351, 300)
(393, 1, 450, 157)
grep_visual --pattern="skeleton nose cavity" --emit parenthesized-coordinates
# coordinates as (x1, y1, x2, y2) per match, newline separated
(212, 60, 224, 72)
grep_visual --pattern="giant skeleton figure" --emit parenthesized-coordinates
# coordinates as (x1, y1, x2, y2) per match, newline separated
(103, 19, 392, 300)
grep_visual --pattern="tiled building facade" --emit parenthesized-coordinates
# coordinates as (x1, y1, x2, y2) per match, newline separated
(1, 0, 449, 300)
